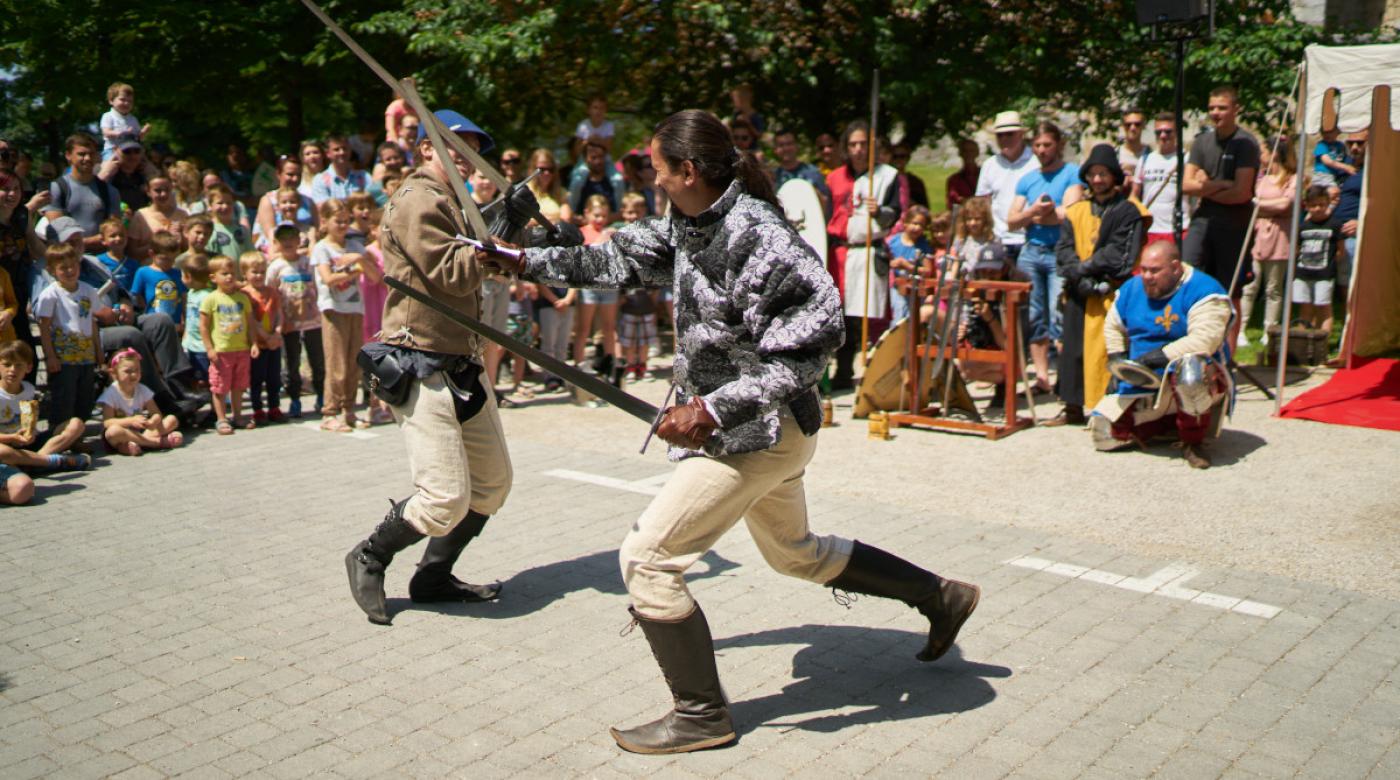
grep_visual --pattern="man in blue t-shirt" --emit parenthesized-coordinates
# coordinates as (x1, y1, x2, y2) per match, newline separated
(1330, 131, 1366, 293)
(1004, 124, 1084, 401)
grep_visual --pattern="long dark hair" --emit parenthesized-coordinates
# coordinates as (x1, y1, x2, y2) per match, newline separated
(653, 109, 777, 208)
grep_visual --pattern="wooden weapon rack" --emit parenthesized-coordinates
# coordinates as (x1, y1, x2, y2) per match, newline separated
(889, 278, 1035, 440)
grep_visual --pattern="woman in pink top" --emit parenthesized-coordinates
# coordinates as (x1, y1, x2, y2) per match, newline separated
(1240, 138, 1296, 346)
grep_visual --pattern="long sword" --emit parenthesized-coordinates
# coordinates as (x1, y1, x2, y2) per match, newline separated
(298, 0, 556, 236)
(381, 276, 659, 423)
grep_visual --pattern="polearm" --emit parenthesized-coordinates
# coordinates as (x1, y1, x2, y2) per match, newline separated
(297, 0, 557, 240)
(860, 68, 880, 360)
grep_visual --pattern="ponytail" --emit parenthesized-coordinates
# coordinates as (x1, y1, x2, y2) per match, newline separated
(654, 109, 779, 210)
(735, 150, 777, 208)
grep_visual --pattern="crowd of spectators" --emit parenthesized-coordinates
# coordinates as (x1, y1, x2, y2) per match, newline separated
(0, 79, 1369, 502)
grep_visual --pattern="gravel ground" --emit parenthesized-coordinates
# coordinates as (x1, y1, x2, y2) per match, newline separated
(495, 359, 1400, 601)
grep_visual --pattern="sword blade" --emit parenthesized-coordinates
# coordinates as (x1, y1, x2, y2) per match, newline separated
(381, 276, 660, 424)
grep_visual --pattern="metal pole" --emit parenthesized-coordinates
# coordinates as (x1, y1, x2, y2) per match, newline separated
(1275, 68, 1309, 415)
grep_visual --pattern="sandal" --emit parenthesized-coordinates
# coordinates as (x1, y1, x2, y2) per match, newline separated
(370, 408, 395, 425)
(216, 419, 235, 435)
(349, 415, 371, 430)
(320, 417, 352, 433)
(238, 417, 257, 430)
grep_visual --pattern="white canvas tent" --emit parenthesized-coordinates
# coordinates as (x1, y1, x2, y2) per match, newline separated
(1276, 43, 1400, 411)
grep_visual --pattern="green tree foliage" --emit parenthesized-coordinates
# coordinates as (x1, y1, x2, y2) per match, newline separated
(1, 0, 1388, 162)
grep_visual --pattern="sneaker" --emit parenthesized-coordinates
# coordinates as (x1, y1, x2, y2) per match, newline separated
(55, 453, 93, 471)
(267, 408, 285, 423)
(288, 399, 303, 418)
(1236, 331, 1251, 349)
(253, 410, 267, 424)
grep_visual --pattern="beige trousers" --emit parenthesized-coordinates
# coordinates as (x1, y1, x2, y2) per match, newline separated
(394, 371, 512, 536)
(621, 416, 853, 620)
(321, 310, 363, 417)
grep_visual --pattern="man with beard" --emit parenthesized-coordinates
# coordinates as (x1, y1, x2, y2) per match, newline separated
(1055, 144, 1149, 418)
(1091, 241, 1231, 469)
(567, 140, 625, 216)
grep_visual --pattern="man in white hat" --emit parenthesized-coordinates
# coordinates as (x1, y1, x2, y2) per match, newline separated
(974, 110, 1036, 262)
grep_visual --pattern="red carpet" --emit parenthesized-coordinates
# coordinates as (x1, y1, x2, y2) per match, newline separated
(1279, 357, 1400, 431)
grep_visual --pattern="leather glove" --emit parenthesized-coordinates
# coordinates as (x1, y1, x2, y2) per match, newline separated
(1138, 348, 1169, 370)
(485, 182, 540, 245)
(476, 243, 526, 276)
(655, 396, 719, 450)
(524, 221, 584, 249)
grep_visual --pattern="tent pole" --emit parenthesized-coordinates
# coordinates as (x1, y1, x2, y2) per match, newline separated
(1275, 65, 1308, 415)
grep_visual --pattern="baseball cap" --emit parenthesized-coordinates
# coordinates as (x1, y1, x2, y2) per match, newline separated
(117, 139, 143, 153)
(992, 111, 1023, 133)
(45, 216, 84, 244)
(416, 109, 494, 155)
(972, 242, 1008, 274)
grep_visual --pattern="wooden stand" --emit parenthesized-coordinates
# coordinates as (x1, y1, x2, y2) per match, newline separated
(888, 278, 1034, 440)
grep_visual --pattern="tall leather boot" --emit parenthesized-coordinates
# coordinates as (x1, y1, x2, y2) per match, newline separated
(408, 510, 502, 603)
(825, 540, 980, 662)
(345, 499, 425, 625)
(610, 605, 736, 754)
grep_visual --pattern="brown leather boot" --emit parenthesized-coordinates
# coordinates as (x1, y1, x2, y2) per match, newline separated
(610, 605, 736, 754)
(825, 541, 980, 662)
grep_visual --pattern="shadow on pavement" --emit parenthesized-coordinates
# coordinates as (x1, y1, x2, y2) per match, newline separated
(0, 671, 10, 692)
(1124, 427, 1267, 468)
(386, 548, 741, 622)
(716, 624, 1011, 735)
(27, 480, 87, 505)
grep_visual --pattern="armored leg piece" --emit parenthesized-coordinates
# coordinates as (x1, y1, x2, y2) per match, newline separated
(825, 541, 980, 662)
(611, 605, 736, 754)
(408, 510, 502, 603)
(345, 498, 425, 625)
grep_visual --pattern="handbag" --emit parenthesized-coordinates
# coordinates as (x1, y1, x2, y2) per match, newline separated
(357, 341, 414, 407)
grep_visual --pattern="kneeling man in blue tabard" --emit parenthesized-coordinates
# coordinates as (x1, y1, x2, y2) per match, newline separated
(1091, 240, 1234, 469)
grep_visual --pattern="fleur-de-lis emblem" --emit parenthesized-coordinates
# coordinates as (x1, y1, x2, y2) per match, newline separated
(1155, 304, 1179, 334)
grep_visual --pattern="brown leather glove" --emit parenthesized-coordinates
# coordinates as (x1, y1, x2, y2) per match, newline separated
(655, 396, 719, 450)
(476, 240, 526, 275)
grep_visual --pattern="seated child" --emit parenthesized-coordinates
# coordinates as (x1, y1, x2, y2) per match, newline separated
(98, 348, 182, 456)
(888, 204, 934, 322)
(34, 244, 106, 445)
(96, 217, 139, 295)
(0, 340, 90, 499)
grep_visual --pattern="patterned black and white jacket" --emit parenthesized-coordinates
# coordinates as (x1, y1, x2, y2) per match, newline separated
(524, 180, 844, 460)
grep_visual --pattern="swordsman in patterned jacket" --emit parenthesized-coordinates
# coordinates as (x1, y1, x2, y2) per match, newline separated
(486, 110, 981, 755)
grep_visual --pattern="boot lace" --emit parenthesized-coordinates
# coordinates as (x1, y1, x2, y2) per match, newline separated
(831, 588, 859, 609)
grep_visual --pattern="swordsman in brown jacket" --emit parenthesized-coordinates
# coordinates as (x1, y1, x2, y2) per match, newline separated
(344, 110, 515, 625)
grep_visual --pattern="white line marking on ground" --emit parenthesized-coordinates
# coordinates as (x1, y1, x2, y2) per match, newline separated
(296, 420, 380, 440)
(544, 468, 666, 496)
(1005, 555, 1282, 619)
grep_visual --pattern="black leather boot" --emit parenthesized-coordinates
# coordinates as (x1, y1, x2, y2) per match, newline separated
(408, 510, 502, 603)
(345, 499, 425, 625)
(610, 605, 736, 754)
(825, 541, 980, 662)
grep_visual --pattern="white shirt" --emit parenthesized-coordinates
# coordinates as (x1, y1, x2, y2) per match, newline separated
(98, 382, 155, 417)
(310, 238, 366, 316)
(1137, 151, 1191, 234)
(0, 381, 37, 435)
(575, 118, 615, 142)
(974, 147, 1036, 246)
(33, 281, 102, 364)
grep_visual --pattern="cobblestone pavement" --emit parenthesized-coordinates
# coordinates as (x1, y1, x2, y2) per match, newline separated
(2, 384, 1397, 778)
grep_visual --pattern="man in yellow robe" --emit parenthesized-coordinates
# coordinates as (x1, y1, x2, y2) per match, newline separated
(1053, 144, 1151, 415)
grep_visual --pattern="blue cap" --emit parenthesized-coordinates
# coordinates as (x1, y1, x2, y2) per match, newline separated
(416, 109, 494, 155)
